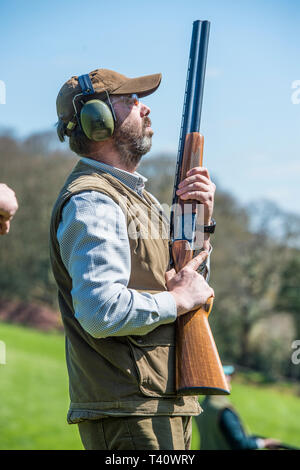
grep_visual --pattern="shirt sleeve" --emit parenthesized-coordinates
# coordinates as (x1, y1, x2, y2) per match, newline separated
(219, 408, 260, 450)
(57, 191, 177, 338)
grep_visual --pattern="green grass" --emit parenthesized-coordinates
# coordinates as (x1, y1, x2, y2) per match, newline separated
(1, 322, 300, 450)
(0, 322, 82, 450)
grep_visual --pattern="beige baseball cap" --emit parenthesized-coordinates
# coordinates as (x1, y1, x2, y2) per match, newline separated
(56, 68, 162, 124)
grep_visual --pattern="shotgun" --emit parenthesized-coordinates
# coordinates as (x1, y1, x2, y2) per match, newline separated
(170, 20, 230, 396)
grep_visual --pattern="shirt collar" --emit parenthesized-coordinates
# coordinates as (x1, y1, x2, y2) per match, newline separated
(80, 156, 147, 194)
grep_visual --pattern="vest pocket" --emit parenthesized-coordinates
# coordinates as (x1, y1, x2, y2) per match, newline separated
(127, 325, 176, 398)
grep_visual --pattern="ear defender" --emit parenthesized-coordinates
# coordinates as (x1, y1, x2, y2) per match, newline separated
(80, 100, 115, 141)
(73, 74, 115, 142)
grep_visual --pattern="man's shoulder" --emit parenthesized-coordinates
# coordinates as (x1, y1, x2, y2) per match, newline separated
(53, 161, 123, 210)
(50, 163, 122, 234)
(62, 190, 122, 216)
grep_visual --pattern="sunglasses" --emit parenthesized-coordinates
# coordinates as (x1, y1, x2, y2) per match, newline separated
(112, 93, 139, 106)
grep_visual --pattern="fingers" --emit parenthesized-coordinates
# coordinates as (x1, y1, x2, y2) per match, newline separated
(177, 190, 214, 203)
(177, 168, 216, 202)
(5, 220, 10, 234)
(187, 166, 210, 179)
(177, 182, 210, 195)
(178, 174, 210, 189)
(184, 250, 208, 271)
(0, 219, 10, 235)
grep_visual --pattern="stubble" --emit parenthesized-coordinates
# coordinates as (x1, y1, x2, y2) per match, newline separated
(114, 116, 153, 170)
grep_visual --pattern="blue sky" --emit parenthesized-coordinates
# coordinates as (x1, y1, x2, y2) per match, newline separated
(1, 0, 299, 214)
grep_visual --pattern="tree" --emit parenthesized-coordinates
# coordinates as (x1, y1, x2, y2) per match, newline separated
(1, 133, 300, 379)
(0, 131, 76, 308)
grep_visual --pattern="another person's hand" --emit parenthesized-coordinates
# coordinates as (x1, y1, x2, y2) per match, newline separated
(0, 183, 18, 235)
(263, 438, 282, 450)
(176, 167, 216, 224)
(165, 250, 214, 316)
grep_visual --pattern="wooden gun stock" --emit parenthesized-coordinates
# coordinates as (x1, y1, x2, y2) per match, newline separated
(173, 133, 229, 395)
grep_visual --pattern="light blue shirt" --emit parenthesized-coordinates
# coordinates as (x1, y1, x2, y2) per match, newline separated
(57, 157, 209, 339)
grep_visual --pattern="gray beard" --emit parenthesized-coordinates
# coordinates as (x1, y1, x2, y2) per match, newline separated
(114, 117, 152, 169)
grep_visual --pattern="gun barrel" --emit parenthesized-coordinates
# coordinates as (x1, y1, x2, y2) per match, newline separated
(172, 20, 210, 210)
(190, 20, 210, 133)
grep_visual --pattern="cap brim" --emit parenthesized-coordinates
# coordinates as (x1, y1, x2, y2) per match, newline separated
(111, 73, 162, 98)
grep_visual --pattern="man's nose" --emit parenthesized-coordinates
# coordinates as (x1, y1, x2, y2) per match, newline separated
(140, 102, 150, 117)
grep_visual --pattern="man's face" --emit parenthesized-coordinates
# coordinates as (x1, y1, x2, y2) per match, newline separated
(110, 94, 153, 169)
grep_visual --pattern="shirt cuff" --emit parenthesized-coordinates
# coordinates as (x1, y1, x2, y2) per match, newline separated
(153, 291, 177, 324)
(256, 438, 265, 449)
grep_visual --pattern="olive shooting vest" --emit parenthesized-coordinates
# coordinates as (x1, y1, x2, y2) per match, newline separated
(49, 161, 200, 423)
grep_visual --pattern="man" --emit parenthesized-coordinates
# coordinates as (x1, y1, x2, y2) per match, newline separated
(195, 366, 282, 450)
(50, 68, 216, 450)
(0, 183, 18, 235)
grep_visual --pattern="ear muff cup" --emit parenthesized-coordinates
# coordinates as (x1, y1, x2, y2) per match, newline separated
(80, 99, 115, 142)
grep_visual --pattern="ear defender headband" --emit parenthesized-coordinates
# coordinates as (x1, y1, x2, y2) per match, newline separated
(72, 74, 116, 142)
